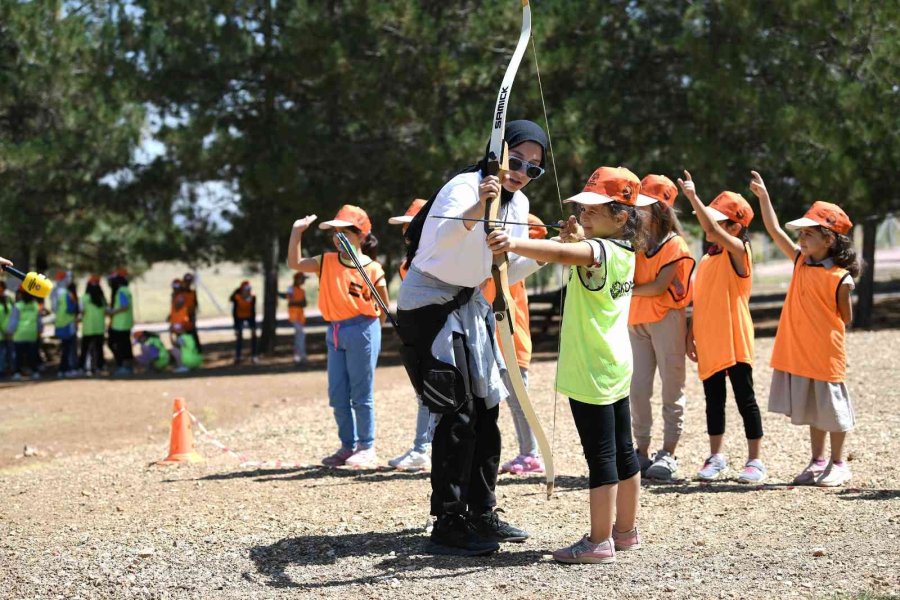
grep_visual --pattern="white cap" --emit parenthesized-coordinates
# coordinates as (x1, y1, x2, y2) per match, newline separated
(564, 191, 657, 207)
(318, 219, 355, 230)
(784, 217, 820, 230)
(693, 206, 730, 222)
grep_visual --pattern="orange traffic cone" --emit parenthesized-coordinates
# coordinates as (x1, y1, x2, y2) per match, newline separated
(158, 397, 203, 464)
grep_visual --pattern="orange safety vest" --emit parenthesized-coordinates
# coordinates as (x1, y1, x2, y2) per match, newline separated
(317, 252, 385, 322)
(287, 285, 306, 324)
(169, 291, 194, 331)
(233, 292, 255, 319)
(692, 245, 754, 380)
(770, 255, 850, 382)
(629, 234, 695, 326)
(481, 278, 532, 370)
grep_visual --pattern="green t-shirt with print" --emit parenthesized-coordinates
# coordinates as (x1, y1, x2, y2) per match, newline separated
(556, 238, 636, 405)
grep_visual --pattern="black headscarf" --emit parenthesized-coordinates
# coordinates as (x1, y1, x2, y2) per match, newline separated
(404, 120, 548, 267)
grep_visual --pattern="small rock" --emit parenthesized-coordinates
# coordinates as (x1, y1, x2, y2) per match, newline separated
(812, 548, 826, 557)
(23, 445, 38, 457)
(137, 547, 155, 557)
(694, 539, 706, 546)
(81, 490, 92, 497)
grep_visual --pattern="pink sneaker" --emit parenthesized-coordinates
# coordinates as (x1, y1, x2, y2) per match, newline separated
(321, 447, 354, 467)
(793, 458, 828, 485)
(553, 535, 616, 564)
(344, 447, 379, 470)
(500, 454, 545, 475)
(612, 526, 642, 551)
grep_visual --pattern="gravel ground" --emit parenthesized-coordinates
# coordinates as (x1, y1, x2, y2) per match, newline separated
(1, 330, 899, 599)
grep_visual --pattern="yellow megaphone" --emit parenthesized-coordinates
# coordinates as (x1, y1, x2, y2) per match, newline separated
(1, 265, 54, 299)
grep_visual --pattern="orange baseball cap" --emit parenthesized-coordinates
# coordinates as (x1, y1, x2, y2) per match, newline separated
(388, 199, 427, 225)
(527, 213, 548, 239)
(564, 166, 654, 207)
(706, 191, 754, 228)
(638, 174, 678, 207)
(319, 204, 372, 236)
(87, 275, 101, 285)
(785, 201, 852, 236)
(54, 270, 68, 282)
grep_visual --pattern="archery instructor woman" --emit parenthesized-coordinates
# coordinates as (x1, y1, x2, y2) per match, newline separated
(398, 120, 548, 556)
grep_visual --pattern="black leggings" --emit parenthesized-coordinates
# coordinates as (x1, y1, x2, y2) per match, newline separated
(570, 397, 641, 488)
(702, 362, 763, 440)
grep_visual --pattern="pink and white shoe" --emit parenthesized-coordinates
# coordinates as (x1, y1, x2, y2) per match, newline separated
(500, 454, 544, 475)
(553, 535, 616, 564)
(321, 447, 354, 468)
(793, 459, 828, 485)
(612, 526, 642, 551)
(816, 461, 852, 487)
(344, 447, 379, 470)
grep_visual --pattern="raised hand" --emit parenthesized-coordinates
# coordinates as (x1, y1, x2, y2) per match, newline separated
(676, 170, 698, 202)
(291, 215, 318, 232)
(558, 215, 584, 243)
(749, 170, 768, 200)
(0, 256, 11, 267)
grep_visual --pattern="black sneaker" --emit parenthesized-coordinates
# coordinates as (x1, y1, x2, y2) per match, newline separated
(468, 508, 529, 543)
(427, 513, 500, 556)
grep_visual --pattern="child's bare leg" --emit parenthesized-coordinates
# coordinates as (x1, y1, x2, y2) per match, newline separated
(709, 434, 724, 455)
(614, 472, 640, 533)
(589, 484, 616, 543)
(810, 427, 827, 460)
(747, 437, 761, 461)
(829, 431, 847, 462)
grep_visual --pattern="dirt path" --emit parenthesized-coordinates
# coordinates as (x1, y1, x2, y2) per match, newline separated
(1, 331, 898, 599)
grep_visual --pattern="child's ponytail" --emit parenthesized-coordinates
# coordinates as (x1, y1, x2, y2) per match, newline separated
(608, 203, 649, 253)
(828, 231, 862, 278)
(360, 232, 379, 261)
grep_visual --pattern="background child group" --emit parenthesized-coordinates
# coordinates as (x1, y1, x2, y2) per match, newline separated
(0, 270, 137, 379)
(285, 125, 859, 561)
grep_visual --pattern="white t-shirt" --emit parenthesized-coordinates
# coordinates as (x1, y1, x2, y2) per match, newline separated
(412, 171, 538, 287)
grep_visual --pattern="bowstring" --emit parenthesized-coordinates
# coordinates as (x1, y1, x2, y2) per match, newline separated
(530, 30, 565, 478)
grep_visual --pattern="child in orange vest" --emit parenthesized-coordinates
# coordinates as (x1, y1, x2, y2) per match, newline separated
(181, 272, 201, 351)
(750, 172, 859, 487)
(629, 175, 695, 480)
(483, 213, 548, 476)
(287, 205, 389, 470)
(284, 272, 308, 365)
(678, 171, 765, 483)
(386, 198, 434, 472)
(230, 280, 258, 364)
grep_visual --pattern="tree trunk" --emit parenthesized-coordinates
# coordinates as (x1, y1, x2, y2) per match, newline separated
(852, 217, 878, 329)
(259, 234, 280, 354)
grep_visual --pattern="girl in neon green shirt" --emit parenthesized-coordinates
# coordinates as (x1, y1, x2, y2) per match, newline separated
(487, 166, 655, 565)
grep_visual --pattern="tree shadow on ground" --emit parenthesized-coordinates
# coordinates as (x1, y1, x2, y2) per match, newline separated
(836, 488, 900, 501)
(248, 528, 549, 589)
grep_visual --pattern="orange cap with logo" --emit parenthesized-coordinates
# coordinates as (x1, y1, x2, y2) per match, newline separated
(564, 166, 654, 207)
(319, 205, 372, 237)
(706, 191, 754, 228)
(527, 213, 548, 239)
(638, 174, 678, 207)
(388, 199, 427, 225)
(785, 201, 852, 236)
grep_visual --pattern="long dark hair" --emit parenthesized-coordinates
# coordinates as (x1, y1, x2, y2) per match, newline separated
(85, 282, 106, 308)
(825, 228, 862, 278)
(607, 203, 649, 253)
(647, 202, 685, 247)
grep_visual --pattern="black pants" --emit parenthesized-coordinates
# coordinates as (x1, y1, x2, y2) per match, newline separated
(570, 397, 641, 488)
(189, 329, 202, 353)
(108, 329, 133, 367)
(430, 395, 501, 517)
(702, 362, 763, 440)
(80, 335, 105, 371)
(13, 341, 39, 375)
(234, 317, 257, 359)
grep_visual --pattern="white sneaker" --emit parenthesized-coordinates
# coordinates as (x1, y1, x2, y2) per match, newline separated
(737, 458, 767, 483)
(816, 461, 852, 487)
(697, 454, 728, 480)
(391, 450, 431, 472)
(344, 447, 379, 469)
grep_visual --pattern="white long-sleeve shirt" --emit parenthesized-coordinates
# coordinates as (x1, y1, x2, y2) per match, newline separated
(412, 171, 539, 287)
